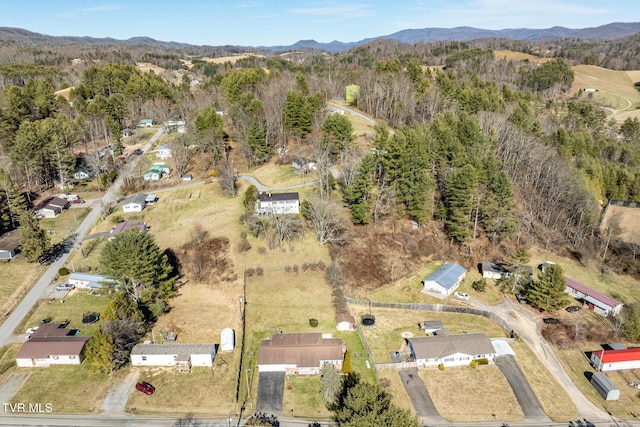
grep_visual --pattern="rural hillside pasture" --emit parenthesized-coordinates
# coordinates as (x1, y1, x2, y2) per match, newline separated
(493, 50, 553, 64)
(571, 65, 640, 121)
(601, 203, 640, 246)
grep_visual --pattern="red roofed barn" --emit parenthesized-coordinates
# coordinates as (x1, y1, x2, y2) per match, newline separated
(564, 277, 623, 316)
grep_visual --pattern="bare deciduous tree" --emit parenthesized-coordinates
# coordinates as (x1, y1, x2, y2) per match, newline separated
(302, 199, 348, 246)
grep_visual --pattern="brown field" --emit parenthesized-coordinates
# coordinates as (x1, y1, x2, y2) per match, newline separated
(54, 87, 73, 100)
(493, 50, 552, 64)
(135, 62, 165, 74)
(0, 257, 47, 320)
(601, 204, 640, 245)
(200, 53, 265, 65)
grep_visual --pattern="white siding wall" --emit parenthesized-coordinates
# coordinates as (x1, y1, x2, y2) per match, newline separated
(131, 353, 177, 366)
(258, 363, 287, 372)
(190, 353, 213, 367)
(123, 203, 143, 213)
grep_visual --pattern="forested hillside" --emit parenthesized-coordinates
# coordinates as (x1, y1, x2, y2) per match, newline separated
(1, 33, 639, 283)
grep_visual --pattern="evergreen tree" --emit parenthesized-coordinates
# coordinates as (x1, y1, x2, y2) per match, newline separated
(445, 164, 478, 242)
(335, 381, 420, 427)
(526, 264, 569, 311)
(622, 305, 640, 339)
(322, 113, 355, 160)
(100, 230, 177, 318)
(84, 327, 115, 373)
(0, 167, 27, 230)
(246, 119, 270, 167)
(483, 171, 519, 243)
(344, 153, 376, 224)
(320, 362, 342, 406)
(18, 210, 50, 263)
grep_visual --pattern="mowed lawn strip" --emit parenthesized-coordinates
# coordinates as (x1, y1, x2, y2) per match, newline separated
(282, 375, 332, 421)
(11, 364, 117, 413)
(419, 365, 523, 422)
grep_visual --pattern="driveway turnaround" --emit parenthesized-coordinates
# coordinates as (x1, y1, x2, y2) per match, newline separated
(398, 368, 446, 425)
(256, 371, 284, 414)
(495, 354, 549, 422)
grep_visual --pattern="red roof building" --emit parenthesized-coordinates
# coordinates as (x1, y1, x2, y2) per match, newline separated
(565, 277, 623, 316)
(590, 348, 640, 371)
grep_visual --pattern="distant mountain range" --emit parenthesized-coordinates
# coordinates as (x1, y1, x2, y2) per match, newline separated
(1, 22, 639, 53)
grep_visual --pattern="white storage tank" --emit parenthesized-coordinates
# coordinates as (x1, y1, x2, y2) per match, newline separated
(220, 328, 235, 352)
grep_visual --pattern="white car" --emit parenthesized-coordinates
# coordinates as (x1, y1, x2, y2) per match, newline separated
(26, 327, 39, 338)
(454, 292, 469, 300)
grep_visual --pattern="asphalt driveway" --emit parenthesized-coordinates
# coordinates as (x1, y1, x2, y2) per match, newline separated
(495, 354, 549, 422)
(398, 368, 445, 424)
(255, 371, 284, 414)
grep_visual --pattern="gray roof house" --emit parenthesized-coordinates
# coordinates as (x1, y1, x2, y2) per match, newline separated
(122, 194, 148, 213)
(421, 263, 466, 296)
(68, 272, 117, 290)
(130, 343, 216, 370)
(0, 230, 20, 259)
(406, 332, 496, 367)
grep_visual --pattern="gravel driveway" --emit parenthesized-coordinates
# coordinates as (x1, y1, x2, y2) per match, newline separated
(100, 371, 139, 413)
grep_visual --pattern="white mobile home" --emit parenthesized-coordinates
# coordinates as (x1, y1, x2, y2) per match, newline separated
(130, 343, 216, 367)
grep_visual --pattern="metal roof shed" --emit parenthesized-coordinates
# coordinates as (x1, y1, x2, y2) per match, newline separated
(421, 263, 467, 296)
(590, 372, 620, 400)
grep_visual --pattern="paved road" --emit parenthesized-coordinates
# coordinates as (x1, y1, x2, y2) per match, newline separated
(0, 128, 164, 349)
(495, 355, 548, 422)
(398, 368, 445, 425)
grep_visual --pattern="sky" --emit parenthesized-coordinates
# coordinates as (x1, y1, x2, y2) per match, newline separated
(3, 1, 638, 47)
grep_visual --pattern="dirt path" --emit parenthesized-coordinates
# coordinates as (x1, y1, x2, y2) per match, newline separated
(99, 370, 139, 413)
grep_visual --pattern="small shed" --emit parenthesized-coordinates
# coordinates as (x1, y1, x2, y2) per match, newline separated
(220, 328, 235, 352)
(336, 314, 356, 331)
(419, 320, 444, 335)
(590, 372, 620, 400)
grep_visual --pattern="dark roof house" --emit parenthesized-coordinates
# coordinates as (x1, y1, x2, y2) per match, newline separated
(16, 323, 90, 367)
(255, 192, 300, 215)
(0, 230, 20, 259)
(406, 332, 496, 367)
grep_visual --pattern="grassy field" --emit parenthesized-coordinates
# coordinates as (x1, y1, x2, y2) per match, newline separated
(421, 364, 523, 422)
(11, 363, 117, 413)
(601, 204, 640, 246)
(282, 375, 332, 421)
(0, 257, 47, 320)
(242, 160, 305, 189)
(493, 50, 553, 64)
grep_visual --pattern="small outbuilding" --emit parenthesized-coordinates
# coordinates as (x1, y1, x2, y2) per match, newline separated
(590, 372, 620, 401)
(336, 314, 356, 331)
(220, 328, 235, 352)
(421, 263, 466, 296)
(419, 320, 444, 335)
(0, 230, 20, 260)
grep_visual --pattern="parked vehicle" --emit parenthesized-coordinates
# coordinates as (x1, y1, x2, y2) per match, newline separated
(55, 283, 75, 291)
(26, 327, 39, 338)
(543, 318, 560, 325)
(135, 381, 155, 395)
(516, 293, 528, 304)
(454, 292, 469, 300)
(566, 306, 581, 313)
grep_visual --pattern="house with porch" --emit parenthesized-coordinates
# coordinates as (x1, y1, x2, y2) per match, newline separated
(257, 332, 346, 375)
(122, 194, 148, 213)
(406, 332, 496, 368)
(15, 323, 90, 367)
(109, 221, 147, 240)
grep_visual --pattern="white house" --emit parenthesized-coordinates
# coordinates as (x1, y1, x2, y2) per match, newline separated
(565, 277, 624, 316)
(591, 348, 640, 371)
(257, 333, 346, 375)
(73, 170, 92, 180)
(122, 194, 148, 213)
(406, 333, 496, 368)
(336, 314, 356, 332)
(143, 164, 170, 181)
(255, 192, 300, 215)
(15, 323, 90, 367)
(156, 144, 173, 159)
(130, 343, 216, 367)
(421, 263, 467, 296)
(292, 157, 317, 174)
(0, 230, 20, 260)
(68, 272, 116, 290)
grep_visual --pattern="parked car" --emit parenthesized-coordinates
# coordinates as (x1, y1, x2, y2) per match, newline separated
(566, 305, 581, 313)
(55, 283, 75, 291)
(543, 318, 560, 325)
(26, 327, 39, 338)
(516, 293, 528, 304)
(135, 381, 155, 395)
(454, 292, 469, 300)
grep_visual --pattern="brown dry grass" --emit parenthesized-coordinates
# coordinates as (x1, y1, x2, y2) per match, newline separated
(494, 50, 552, 64)
(199, 54, 265, 65)
(378, 369, 416, 414)
(135, 62, 165, 74)
(601, 204, 640, 245)
(241, 160, 305, 188)
(421, 365, 523, 422)
(0, 257, 47, 320)
(282, 375, 333, 421)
